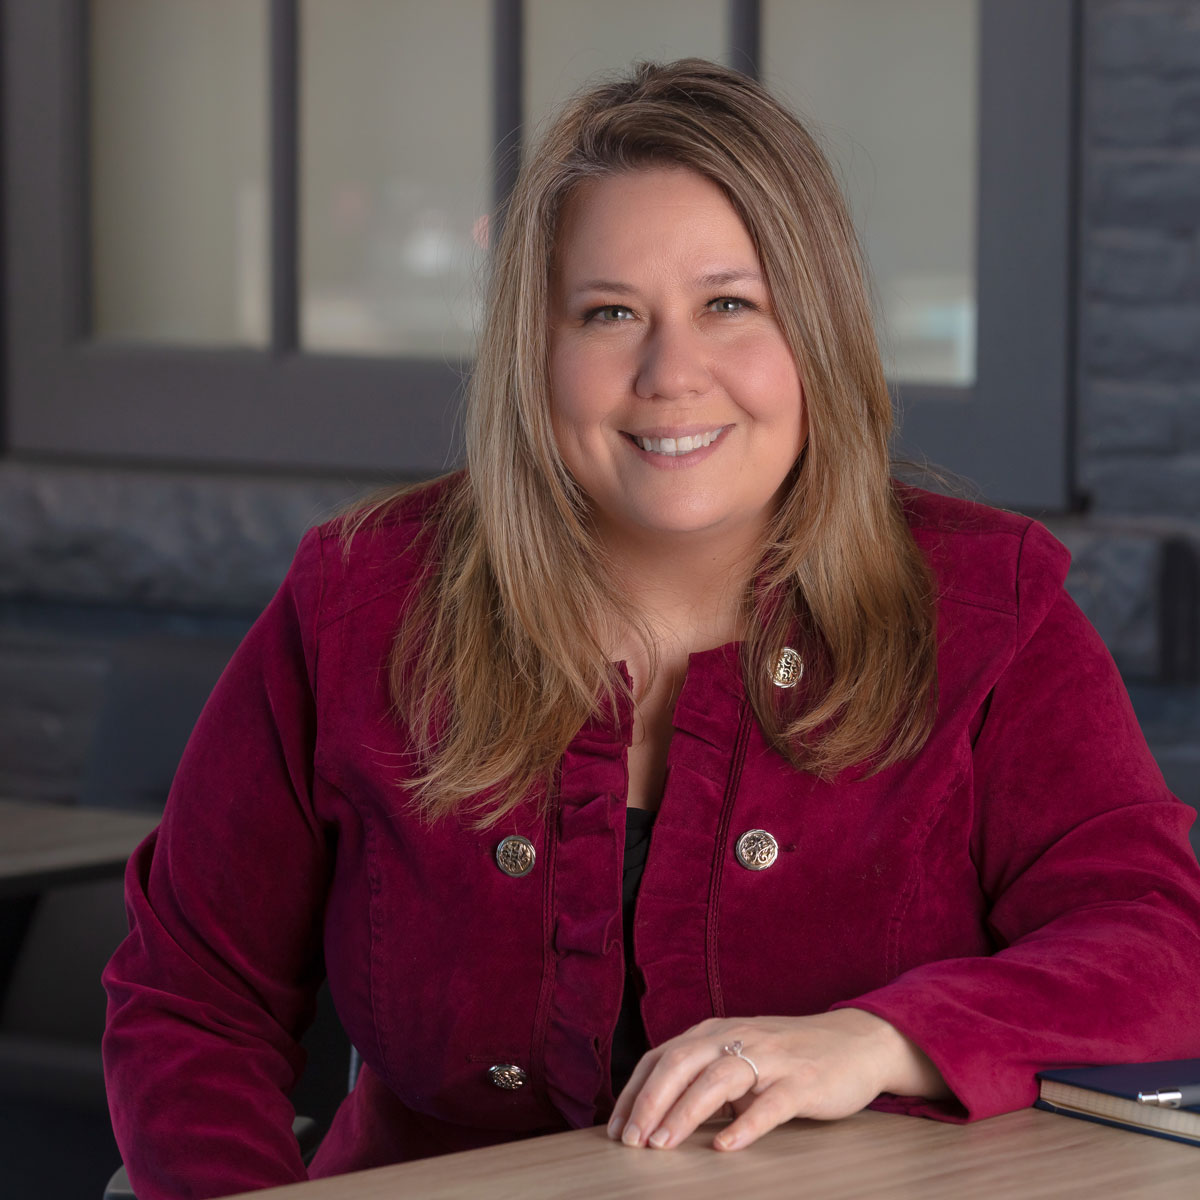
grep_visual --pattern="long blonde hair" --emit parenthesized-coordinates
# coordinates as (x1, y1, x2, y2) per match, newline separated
(352, 59, 936, 825)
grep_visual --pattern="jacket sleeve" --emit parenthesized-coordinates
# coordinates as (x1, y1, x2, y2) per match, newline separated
(831, 520, 1200, 1121)
(103, 527, 330, 1198)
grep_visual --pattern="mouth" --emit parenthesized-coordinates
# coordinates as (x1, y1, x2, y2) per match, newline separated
(624, 426, 729, 457)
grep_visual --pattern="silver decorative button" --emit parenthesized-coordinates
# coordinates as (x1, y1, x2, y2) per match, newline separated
(772, 647, 803, 688)
(487, 1063, 528, 1090)
(495, 835, 536, 877)
(735, 829, 779, 870)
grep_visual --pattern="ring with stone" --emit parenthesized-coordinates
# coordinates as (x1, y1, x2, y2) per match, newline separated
(720, 1039, 760, 1089)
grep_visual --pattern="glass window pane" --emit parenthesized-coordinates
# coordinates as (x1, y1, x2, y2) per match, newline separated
(300, 0, 491, 357)
(90, 0, 270, 346)
(763, 0, 979, 386)
(524, 0, 727, 138)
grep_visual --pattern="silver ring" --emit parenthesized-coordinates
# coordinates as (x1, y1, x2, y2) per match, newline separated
(720, 1039, 760, 1090)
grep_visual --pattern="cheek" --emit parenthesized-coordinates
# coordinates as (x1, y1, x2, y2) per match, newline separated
(547, 348, 581, 449)
(729, 342, 805, 429)
(548, 344, 586, 424)
(548, 351, 603, 482)
(548, 346, 617, 435)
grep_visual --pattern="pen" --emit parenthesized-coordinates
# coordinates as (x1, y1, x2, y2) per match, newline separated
(1136, 1085, 1200, 1109)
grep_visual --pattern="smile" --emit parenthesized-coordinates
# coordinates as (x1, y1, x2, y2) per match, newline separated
(628, 427, 728, 457)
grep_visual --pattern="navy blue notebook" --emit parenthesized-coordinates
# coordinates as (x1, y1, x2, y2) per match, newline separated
(1036, 1059, 1200, 1148)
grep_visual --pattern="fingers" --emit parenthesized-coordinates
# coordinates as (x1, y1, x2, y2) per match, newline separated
(607, 1048, 665, 1142)
(611, 1039, 759, 1150)
(713, 1082, 794, 1151)
(644, 1054, 765, 1149)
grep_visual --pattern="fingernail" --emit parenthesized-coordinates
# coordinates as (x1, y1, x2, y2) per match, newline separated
(607, 1115, 624, 1140)
(715, 1131, 739, 1151)
(621, 1122, 642, 1147)
(649, 1128, 671, 1149)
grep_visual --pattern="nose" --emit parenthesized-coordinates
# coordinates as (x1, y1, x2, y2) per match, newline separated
(634, 321, 711, 401)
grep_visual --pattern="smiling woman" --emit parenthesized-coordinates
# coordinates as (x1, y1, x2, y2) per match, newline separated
(102, 59, 1200, 1199)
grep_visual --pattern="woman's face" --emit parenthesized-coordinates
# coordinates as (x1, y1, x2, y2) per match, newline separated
(548, 166, 807, 558)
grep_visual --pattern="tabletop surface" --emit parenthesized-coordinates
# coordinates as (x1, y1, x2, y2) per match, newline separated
(0, 798, 159, 895)
(228, 1105, 1200, 1200)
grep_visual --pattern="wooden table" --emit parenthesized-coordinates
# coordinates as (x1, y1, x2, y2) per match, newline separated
(229, 1106, 1200, 1199)
(0, 799, 159, 897)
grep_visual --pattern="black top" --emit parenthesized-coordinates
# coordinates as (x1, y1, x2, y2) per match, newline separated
(610, 806, 656, 1096)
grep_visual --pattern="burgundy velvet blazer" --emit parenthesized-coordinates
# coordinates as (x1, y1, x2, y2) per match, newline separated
(103, 480, 1200, 1198)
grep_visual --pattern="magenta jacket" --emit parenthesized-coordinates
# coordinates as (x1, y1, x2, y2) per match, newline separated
(103, 481, 1200, 1198)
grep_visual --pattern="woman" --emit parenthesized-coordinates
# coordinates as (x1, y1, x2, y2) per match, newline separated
(103, 60, 1200, 1196)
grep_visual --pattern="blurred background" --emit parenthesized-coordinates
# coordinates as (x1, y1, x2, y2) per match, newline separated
(1, 1, 1198, 1195)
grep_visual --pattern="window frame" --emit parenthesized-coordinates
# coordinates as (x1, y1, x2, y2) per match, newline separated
(891, 0, 1078, 512)
(4, 0, 1077, 507)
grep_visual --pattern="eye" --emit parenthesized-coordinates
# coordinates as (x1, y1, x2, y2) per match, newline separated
(707, 296, 754, 314)
(584, 304, 636, 323)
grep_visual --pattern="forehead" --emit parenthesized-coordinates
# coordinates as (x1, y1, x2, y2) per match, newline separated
(552, 167, 758, 278)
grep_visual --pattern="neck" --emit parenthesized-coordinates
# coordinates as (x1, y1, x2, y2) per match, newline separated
(597, 522, 764, 664)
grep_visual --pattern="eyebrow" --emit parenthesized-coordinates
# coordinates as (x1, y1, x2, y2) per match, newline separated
(567, 268, 764, 297)
(696, 268, 764, 288)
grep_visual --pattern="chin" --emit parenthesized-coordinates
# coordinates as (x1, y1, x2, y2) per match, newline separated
(630, 511, 746, 540)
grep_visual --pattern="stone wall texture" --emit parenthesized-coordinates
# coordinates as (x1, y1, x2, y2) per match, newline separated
(0, 464, 382, 802)
(0, 462, 372, 612)
(1081, 1, 1200, 526)
(1077, 0, 1200, 810)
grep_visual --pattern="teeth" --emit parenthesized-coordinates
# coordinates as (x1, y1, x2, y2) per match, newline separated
(633, 427, 725, 456)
